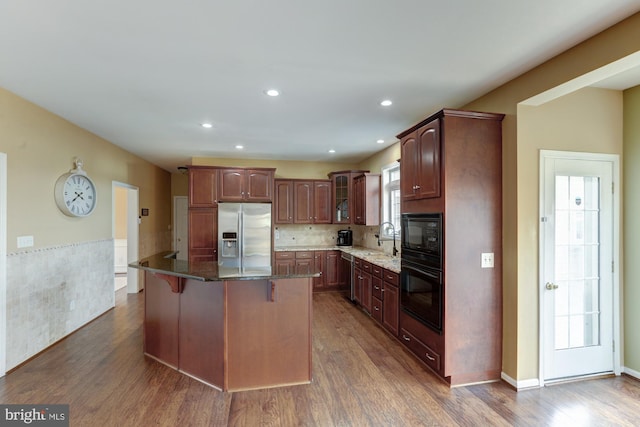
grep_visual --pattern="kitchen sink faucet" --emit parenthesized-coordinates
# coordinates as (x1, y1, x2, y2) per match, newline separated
(377, 221, 398, 256)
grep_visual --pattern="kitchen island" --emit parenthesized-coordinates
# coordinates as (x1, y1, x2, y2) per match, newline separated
(130, 252, 317, 392)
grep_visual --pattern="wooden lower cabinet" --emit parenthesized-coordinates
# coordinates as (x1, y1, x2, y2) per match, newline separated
(275, 250, 345, 292)
(400, 312, 444, 377)
(188, 208, 217, 262)
(274, 251, 294, 275)
(381, 270, 399, 336)
(179, 279, 224, 386)
(227, 279, 311, 391)
(143, 271, 312, 392)
(353, 257, 399, 337)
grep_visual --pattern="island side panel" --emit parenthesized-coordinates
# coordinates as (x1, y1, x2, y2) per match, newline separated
(226, 278, 312, 391)
(144, 272, 180, 368)
(179, 279, 225, 388)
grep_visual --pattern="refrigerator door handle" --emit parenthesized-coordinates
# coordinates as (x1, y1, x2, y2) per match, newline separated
(238, 210, 243, 272)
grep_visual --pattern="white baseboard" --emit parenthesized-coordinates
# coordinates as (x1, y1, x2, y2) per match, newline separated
(501, 372, 540, 390)
(623, 366, 640, 380)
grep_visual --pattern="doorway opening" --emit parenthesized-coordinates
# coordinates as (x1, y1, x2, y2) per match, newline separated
(0, 153, 7, 377)
(173, 196, 188, 260)
(112, 182, 140, 296)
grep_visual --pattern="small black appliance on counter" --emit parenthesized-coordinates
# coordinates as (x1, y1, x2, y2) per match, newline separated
(337, 229, 353, 246)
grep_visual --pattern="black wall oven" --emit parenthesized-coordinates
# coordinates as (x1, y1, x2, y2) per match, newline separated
(401, 213, 444, 333)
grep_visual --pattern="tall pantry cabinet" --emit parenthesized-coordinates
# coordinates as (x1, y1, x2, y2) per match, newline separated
(398, 109, 504, 386)
(188, 166, 218, 262)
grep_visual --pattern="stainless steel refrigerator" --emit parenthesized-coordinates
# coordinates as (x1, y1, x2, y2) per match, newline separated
(217, 203, 272, 277)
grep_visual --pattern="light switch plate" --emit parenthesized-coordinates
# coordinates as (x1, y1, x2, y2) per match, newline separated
(481, 252, 494, 268)
(17, 235, 34, 248)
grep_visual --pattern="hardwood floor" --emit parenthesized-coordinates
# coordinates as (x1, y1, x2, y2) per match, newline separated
(2, 289, 640, 426)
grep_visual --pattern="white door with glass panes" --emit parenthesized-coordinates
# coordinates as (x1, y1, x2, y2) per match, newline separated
(540, 151, 616, 381)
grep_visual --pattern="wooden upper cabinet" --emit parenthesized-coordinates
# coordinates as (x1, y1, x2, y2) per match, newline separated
(274, 180, 293, 223)
(189, 167, 218, 207)
(400, 135, 418, 201)
(218, 169, 245, 201)
(278, 180, 331, 224)
(416, 120, 441, 199)
(328, 170, 369, 224)
(246, 169, 273, 201)
(400, 119, 441, 201)
(313, 181, 332, 224)
(353, 173, 380, 226)
(218, 168, 274, 202)
(293, 181, 313, 223)
(331, 173, 351, 224)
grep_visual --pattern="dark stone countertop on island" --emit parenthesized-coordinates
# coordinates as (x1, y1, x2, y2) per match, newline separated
(130, 251, 320, 282)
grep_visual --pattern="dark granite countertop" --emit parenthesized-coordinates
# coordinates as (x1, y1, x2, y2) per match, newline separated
(130, 252, 319, 281)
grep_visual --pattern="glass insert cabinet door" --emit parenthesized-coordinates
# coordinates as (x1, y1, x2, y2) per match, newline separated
(334, 174, 349, 223)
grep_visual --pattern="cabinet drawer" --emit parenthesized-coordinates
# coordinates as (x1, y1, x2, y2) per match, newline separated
(354, 257, 362, 268)
(362, 261, 372, 273)
(383, 269, 399, 287)
(275, 251, 294, 260)
(372, 264, 383, 278)
(372, 276, 383, 300)
(400, 328, 441, 373)
(372, 297, 383, 323)
(295, 251, 314, 259)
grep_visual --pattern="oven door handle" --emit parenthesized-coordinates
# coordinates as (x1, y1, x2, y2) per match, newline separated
(402, 263, 441, 282)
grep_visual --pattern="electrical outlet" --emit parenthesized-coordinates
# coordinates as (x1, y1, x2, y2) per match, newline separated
(275, 230, 280, 240)
(17, 235, 34, 248)
(481, 252, 494, 268)
(70, 300, 76, 311)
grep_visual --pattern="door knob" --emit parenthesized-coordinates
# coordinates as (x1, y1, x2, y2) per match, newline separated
(545, 282, 559, 290)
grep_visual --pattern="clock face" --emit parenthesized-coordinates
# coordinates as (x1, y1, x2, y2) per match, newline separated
(55, 173, 97, 217)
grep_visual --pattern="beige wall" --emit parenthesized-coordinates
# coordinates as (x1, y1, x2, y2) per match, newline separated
(358, 142, 401, 174)
(623, 84, 640, 370)
(192, 156, 358, 180)
(517, 87, 623, 380)
(1, 86, 172, 369)
(114, 186, 128, 240)
(463, 12, 640, 382)
(0, 87, 172, 255)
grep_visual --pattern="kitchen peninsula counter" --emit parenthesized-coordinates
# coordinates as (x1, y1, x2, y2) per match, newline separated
(130, 252, 316, 392)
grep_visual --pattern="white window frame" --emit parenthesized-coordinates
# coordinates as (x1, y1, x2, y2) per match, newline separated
(381, 161, 401, 239)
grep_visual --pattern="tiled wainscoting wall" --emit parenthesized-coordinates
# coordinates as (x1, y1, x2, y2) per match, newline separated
(6, 239, 115, 370)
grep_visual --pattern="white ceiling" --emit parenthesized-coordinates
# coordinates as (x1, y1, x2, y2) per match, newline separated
(2, 1, 640, 172)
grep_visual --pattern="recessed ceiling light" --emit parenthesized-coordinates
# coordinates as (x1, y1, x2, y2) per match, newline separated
(380, 100, 392, 106)
(201, 123, 213, 128)
(377, 139, 385, 144)
(235, 145, 244, 150)
(265, 89, 280, 97)
(328, 149, 336, 153)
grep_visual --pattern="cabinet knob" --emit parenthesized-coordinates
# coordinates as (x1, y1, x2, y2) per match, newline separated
(402, 334, 411, 342)
(425, 353, 436, 361)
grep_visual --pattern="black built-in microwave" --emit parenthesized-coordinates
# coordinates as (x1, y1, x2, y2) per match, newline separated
(401, 213, 442, 270)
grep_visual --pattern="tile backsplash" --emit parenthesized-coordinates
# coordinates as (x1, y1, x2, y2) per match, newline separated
(274, 224, 400, 256)
(274, 224, 347, 248)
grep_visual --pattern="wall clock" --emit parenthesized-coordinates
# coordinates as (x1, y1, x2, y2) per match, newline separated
(54, 158, 97, 217)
